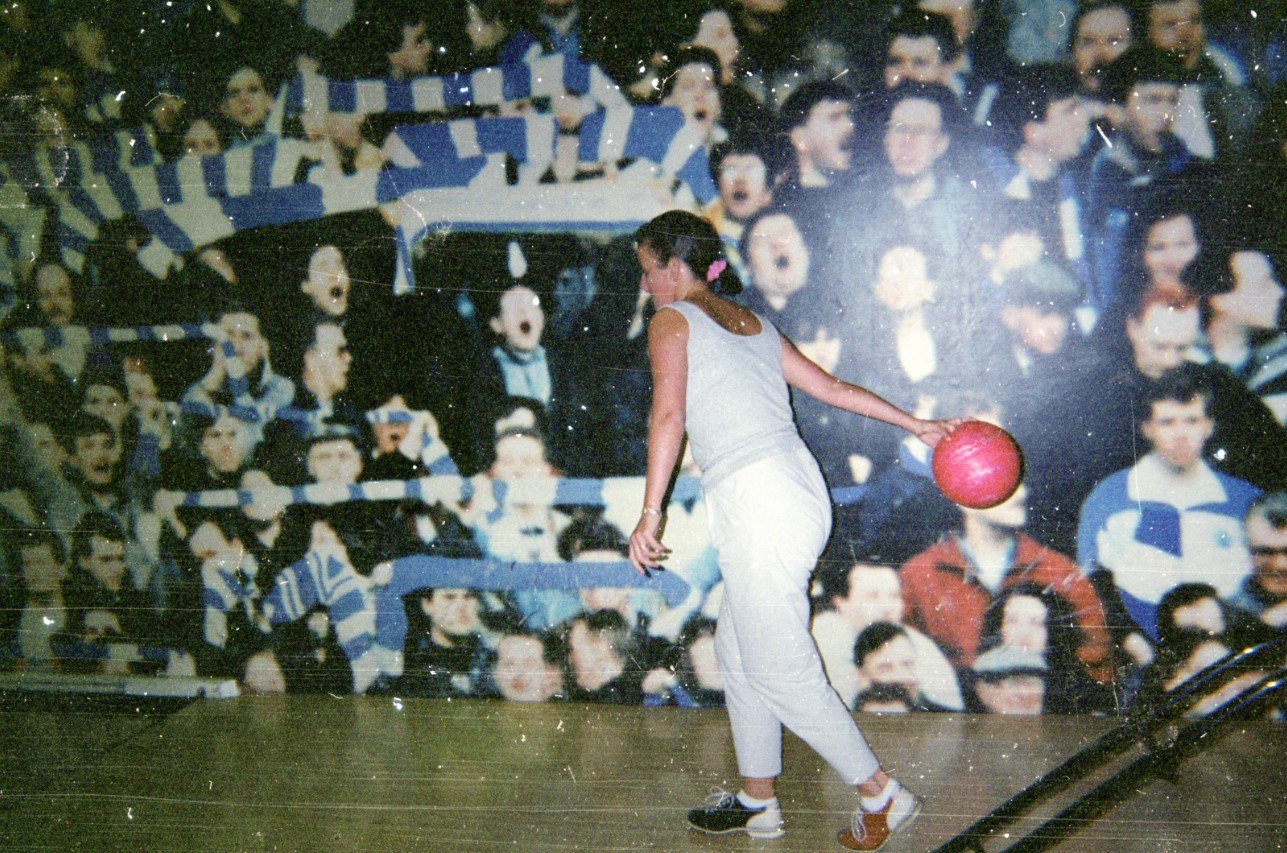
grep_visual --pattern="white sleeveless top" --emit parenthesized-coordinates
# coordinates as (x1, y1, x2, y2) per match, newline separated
(663, 300, 805, 489)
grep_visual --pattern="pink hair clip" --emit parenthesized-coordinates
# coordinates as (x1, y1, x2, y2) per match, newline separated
(705, 259, 728, 282)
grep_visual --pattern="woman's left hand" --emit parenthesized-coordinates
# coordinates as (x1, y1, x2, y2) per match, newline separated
(911, 417, 970, 449)
(629, 512, 670, 575)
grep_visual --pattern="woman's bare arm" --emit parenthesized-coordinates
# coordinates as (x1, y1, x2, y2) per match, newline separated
(779, 333, 960, 447)
(629, 308, 688, 572)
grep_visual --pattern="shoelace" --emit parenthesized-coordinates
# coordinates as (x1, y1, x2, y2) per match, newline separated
(702, 787, 738, 811)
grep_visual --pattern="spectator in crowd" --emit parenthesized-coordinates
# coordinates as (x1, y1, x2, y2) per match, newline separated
(1096, 292, 1287, 490)
(4, 329, 78, 430)
(1229, 492, 1287, 632)
(190, 513, 273, 680)
(1068, 1, 1136, 97)
(566, 608, 647, 704)
(61, 512, 159, 651)
(852, 683, 916, 714)
(812, 559, 964, 711)
(881, 12, 959, 92)
(901, 476, 1114, 683)
(645, 614, 725, 708)
(397, 587, 487, 698)
(182, 116, 224, 157)
(14, 528, 70, 669)
(773, 80, 858, 252)
(218, 64, 277, 149)
(976, 582, 1114, 713)
(657, 46, 728, 146)
(485, 625, 566, 702)
(271, 606, 354, 695)
(476, 280, 601, 476)
(968, 645, 1048, 714)
(982, 65, 1092, 289)
(705, 132, 779, 275)
(1078, 366, 1263, 643)
(1188, 246, 1287, 425)
(162, 412, 250, 493)
(1143, 0, 1258, 156)
(852, 621, 954, 712)
(182, 306, 296, 447)
(1086, 43, 1194, 312)
(283, 321, 358, 429)
(976, 263, 1110, 554)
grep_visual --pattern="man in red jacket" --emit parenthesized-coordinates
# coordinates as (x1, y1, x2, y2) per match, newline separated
(900, 482, 1115, 685)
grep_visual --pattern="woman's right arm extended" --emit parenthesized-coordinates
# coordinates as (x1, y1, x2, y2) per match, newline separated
(629, 308, 688, 573)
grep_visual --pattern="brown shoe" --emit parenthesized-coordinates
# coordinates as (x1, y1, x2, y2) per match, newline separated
(837, 785, 922, 851)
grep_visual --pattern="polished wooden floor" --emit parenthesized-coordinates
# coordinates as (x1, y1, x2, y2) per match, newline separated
(1, 694, 1283, 851)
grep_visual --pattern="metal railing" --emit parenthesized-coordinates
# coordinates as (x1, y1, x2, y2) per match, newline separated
(934, 636, 1286, 853)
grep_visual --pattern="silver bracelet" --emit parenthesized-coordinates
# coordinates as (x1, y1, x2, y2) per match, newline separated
(641, 506, 664, 516)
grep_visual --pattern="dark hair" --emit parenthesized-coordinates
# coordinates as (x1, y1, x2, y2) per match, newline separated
(635, 210, 742, 295)
(557, 513, 629, 562)
(708, 129, 784, 184)
(658, 45, 723, 100)
(819, 559, 897, 606)
(778, 80, 854, 133)
(1068, 1, 1137, 52)
(1001, 262, 1084, 313)
(573, 608, 635, 663)
(70, 511, 127, 567)
(853, 621, 908, 668)
(884, 11, 958, 61)
(17, 526, 68, 566)
(1185, 246, 1275, 324)
(737, 206, 806, 276)
(991, 64, 1081, 151)
(1246, 491, 1287, 529)
(1157, 582, 1224, 647)
(977, 583, 1085, 671)
(1141, 362, 1214, 418)
(853, 682, 915, 711)
(61, 411, 116, 453)
(1100, 43, 1188, 104)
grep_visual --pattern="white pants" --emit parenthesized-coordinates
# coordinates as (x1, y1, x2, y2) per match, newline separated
(705, 447, 881, 784)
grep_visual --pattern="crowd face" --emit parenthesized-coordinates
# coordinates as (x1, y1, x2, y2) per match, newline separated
(493, 635, 562, 702)
(884, 98, 948, 179)
(664, 61, 721, 138)
(21, 544, 67, 597)
(1141, 396, 1214, 472)
(491, 285, 545, 354)
(1004, 305, 1070, 357)
(221, 67, 272, 132)
(976, 674, 1044, 714)
(1148, 0, 1204, 65)
(1213, 251, 1284, 330)
(221, 311, 268, 371)
(490, 432, 553, 480)
(149, 92, 186, 134)
(1247, 514, 1287, 597)
(1029, 96, 1089, 164)
(1126, 304, 1200, 379)
(1073, 6, 1133, 91)
(1123, 82, 1180, 153)
(82, 383, 127, 429)
(746, 212, 809, 301)
(692, 9, 740, 83)
(83, 535, 127, 592)
(884, 36, 947, 88)
(201, 415, 248, 476)
(422, 588, 480, 641)
(306, 437, 363, 484)
(75, 430, 121, 488)
(873, 245, 933, 313)
(999, 594, 1048, 653)
(568, 620, 622, 691)
(304, 323, 352, 398)
(860, 634, 920, 695)
(183, 119, 222, 157)
(1143, 214, 1199, 287)
(35, 263, 74, 325)
(835, 565, 903, 629)
(793, 99, 855, 175)
(388, 22, 432, 79)
(717, 153, 772, 222)
(302, 246, 352, 318)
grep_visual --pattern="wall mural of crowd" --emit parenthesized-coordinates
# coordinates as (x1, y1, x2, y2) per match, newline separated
(0, 0, 1283, 717)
